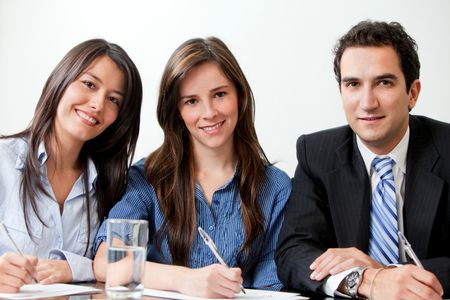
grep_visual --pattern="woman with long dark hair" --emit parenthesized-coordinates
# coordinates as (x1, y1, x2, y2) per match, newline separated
(0, 39, 142, 293)
(93, 37, 290, 298)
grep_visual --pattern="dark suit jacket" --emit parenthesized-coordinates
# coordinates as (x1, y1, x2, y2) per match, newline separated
(276, 115, 450, 297)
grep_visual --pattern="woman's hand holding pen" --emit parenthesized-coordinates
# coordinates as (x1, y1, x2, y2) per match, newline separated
(0, 252, 38, 293)
(177, 264, 243, 299)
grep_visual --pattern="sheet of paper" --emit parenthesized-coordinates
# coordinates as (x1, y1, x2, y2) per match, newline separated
(0, 283, 101, 299)
(144, 288, 308, 299)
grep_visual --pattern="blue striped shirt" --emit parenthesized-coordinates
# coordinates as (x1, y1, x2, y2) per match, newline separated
(94, 158, 291, 290)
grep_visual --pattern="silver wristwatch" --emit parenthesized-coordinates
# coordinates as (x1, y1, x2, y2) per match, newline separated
(342, 266, 367, 298)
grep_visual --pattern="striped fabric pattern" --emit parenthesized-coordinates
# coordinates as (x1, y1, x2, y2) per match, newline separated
(368, 157, 399, 264)
(93, 158, 291, 290)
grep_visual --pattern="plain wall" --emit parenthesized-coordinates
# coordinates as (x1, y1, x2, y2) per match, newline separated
(1, 0, 449, 176)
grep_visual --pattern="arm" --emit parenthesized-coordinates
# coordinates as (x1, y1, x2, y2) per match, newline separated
(92, 163, 243, 298)
(94, 240, 242, 298)
(251, 170, 291, 290)
(275, 135, 337, 294)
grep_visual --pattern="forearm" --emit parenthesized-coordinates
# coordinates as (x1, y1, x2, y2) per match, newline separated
(143, 261, 189, 291)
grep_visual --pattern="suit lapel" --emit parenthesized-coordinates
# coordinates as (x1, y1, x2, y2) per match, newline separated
(327, 131, 372, 250)
(404, 116, 443, 257)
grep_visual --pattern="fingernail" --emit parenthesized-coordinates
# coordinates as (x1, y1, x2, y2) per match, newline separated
(309, 263, 316, 270)
(310, 271, 316, 279)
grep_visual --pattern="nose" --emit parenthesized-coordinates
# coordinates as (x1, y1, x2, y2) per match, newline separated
(89, 93, 104, 112)
(359, 86, 378, 111)
(202, 99, 218, 119)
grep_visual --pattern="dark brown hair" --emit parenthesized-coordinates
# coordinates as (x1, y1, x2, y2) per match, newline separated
(2, 39, 142, 252)
(145, 37, 269, 267)
(333, 20, 420, 91)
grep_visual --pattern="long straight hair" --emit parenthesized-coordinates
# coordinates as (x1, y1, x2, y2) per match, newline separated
(2, 39, 142, 253)
(145, 37, 269, 267)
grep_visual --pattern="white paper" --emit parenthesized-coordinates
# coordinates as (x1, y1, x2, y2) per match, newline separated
(0, 283, 101, 299)
(143, 288, 308, 299)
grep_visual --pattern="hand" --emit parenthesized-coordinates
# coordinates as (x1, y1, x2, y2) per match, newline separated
(0, 252, 37, 293)
(177, 264, 243, 298)
(359, 265, 443, 300)
(36, 259, 72, 284)
(309, 247, 382, 281)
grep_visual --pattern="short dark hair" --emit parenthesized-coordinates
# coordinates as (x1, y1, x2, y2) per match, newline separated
(333, 20, 420, 91)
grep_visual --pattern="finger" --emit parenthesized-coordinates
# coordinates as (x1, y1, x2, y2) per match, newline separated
(0, 272, 27, 290)
(310, 251, 330, 270)
(411, 269, 444, 297)
(0, 282, 20, 293)
(1, 262, 32, 285)
(407, 282, 442, 300)
(39, 274, 57, 285)
(329, 258, 362, 275)
(217, 266, 242, 283)
(311, 253, 340, 280)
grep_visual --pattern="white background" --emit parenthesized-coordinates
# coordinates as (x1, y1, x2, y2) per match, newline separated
(1, 0, 449, 176)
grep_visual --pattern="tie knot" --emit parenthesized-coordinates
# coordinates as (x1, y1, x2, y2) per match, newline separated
(372, 157, 394, 180)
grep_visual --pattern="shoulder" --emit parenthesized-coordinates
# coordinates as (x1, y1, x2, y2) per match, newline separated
(0, 137, 28, 164)
(264, 165, 291, 190)
(126, 158, 156, 196)
(296, 125, 352, 149)
(260, 165, 292, 204)
(411, 115, 450, 151)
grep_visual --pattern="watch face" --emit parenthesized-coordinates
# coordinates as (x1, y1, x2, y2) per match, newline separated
(347, 271, 359, 288)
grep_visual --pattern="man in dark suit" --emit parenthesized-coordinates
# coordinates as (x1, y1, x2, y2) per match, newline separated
(276, 20, 449, 300)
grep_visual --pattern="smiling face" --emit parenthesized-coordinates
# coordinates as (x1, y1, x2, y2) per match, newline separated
(178, 62, 239, 156)
(340, 46, 420, 155)
(54, 55, 125, 148)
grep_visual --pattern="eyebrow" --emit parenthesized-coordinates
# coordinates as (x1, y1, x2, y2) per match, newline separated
(341, 73, 399, 84)
(180, 84, 230, 100)
(84, 71, 125, 97)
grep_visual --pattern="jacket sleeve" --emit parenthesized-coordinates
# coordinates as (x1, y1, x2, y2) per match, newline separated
(275, 135, 336, 295)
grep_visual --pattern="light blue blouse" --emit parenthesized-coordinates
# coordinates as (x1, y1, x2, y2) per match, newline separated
(0, 137, 99, 282)
(94, 158, 291, 290)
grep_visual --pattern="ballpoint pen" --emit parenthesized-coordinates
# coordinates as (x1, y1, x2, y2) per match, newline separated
(0, 222, 39, 283)
(398, 231, 424, 269)
(198, 226, 246, 294)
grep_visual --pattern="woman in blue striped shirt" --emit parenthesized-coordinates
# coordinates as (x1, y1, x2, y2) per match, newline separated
(93, 37, 291, 298)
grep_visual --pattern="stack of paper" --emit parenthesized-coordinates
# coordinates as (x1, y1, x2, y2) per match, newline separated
(0, 283, 100, 299)
(144, 288, 308, 299)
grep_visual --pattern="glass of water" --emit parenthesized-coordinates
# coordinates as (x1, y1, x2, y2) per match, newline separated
(106, 219, 148, 299)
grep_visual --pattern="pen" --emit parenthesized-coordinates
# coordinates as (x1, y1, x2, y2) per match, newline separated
(0, 222, 39, 283)
(398, 231, 424, 269)
(198, 226, 246, 294)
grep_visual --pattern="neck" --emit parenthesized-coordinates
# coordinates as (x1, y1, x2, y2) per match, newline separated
(192, 142, 237, 176)
(46, 133, 83, 172)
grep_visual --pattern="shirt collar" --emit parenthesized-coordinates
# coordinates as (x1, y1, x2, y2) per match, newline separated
(15, 139, 97, 189)
(15, 140, 48, 170)
(356, 127, 409, 176)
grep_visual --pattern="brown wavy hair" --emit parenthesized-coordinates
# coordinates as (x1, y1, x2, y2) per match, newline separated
(2, 39, 142, 253)
(145, 37, 269, 267)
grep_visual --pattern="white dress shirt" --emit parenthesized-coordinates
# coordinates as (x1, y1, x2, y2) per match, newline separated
(322, 128, 409, 297)
(0, 137, 99, 282)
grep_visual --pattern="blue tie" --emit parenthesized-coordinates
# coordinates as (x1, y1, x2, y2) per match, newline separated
(368, 157, 399, 264)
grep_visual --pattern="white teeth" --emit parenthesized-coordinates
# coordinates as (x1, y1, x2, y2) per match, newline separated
(76, 110, 97, 125)
(202, 122, 222, 132)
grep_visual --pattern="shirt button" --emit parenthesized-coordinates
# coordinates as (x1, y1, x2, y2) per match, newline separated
(208, 225, 214, 231)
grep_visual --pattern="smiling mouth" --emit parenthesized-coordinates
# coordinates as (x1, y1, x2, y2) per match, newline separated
(200, 121, 224, 132)
(360, 116, 384, 121)
(76, 110, 98, 125)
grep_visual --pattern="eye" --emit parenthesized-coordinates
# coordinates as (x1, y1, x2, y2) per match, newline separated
(345, 81, 359, 88)
(108, 96, 122, 106)
(214, 91, 227, 98)
(82, 80, 95, 89)
(378, 79, 393, 86)
(184, 98, 198, 105)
